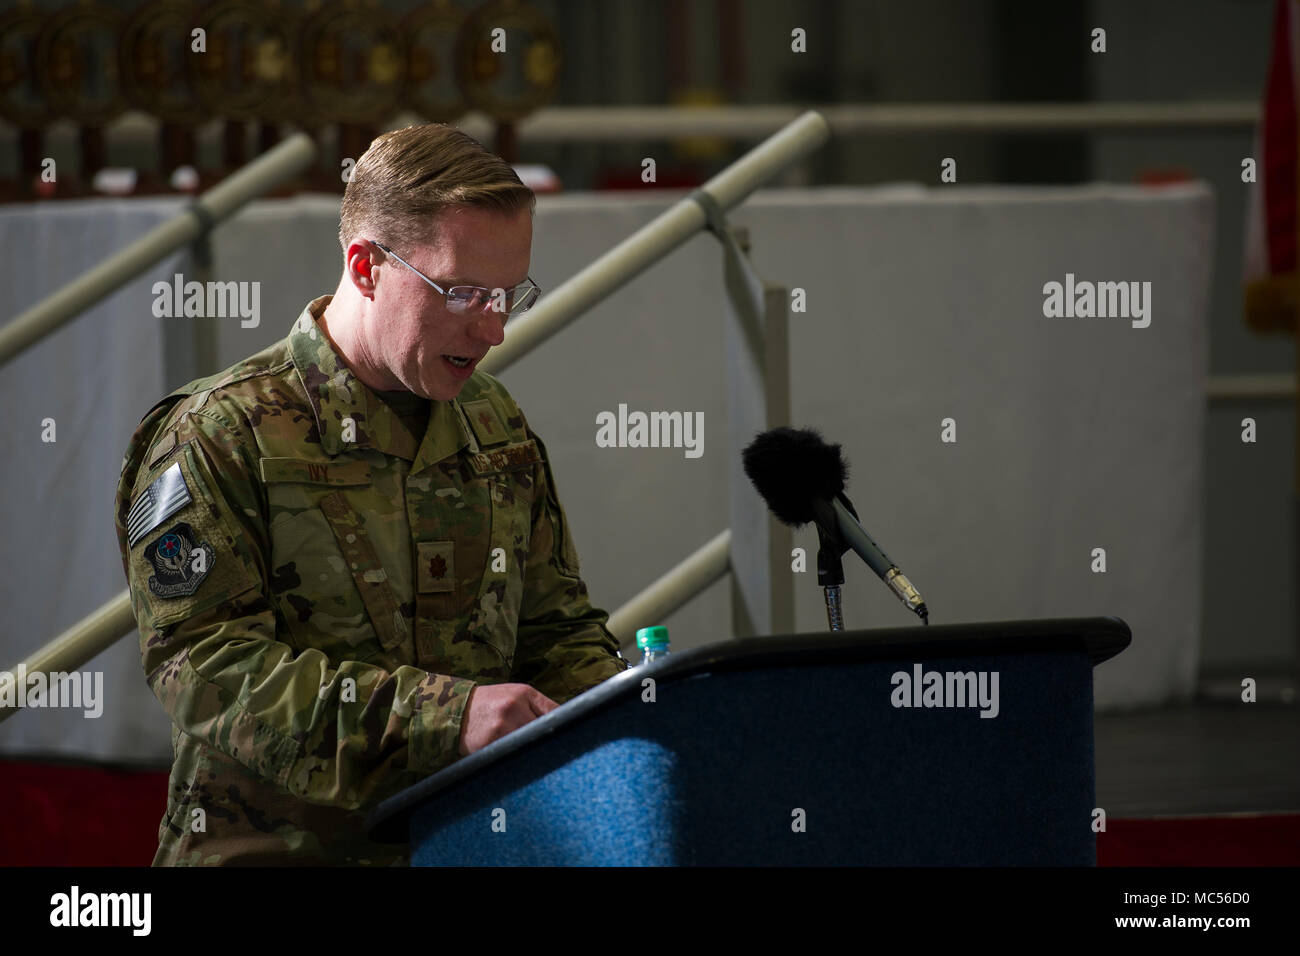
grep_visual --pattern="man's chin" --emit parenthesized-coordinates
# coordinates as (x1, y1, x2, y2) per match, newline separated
(422, 381, 467, 402)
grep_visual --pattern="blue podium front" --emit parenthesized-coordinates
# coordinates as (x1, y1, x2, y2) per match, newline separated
(368, 617, 1130, 866)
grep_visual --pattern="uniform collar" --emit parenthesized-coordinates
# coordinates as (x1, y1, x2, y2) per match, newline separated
(288, 295, 470, 468)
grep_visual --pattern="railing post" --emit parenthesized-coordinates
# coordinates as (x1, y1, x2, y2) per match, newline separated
(162, 220, 220, 391)
(722, 225, 794, 638)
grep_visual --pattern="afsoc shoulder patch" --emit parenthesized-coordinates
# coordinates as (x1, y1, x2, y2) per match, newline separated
(143, 522, 215, 598)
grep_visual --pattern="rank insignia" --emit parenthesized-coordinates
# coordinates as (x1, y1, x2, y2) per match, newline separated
(417, 540, 455, 594)
(144, 522, 215, 599)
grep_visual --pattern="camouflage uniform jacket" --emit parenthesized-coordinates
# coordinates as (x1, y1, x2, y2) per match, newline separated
(113, 294, 629, 866)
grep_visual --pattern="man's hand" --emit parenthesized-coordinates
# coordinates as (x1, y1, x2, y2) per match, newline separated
(458, 683, 558, 756)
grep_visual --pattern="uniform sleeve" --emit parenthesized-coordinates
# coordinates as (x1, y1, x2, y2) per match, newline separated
(117, 408, 475, 812)
(511, 427, 630, 703)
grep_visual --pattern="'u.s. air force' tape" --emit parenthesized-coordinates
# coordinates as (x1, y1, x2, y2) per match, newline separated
(127, 461, 192, 548)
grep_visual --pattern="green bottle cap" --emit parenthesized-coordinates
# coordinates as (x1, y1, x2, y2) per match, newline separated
(636, 626, 669, 650)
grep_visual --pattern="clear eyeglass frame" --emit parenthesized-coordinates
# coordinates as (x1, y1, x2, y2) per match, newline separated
(370, 240, 541, 318)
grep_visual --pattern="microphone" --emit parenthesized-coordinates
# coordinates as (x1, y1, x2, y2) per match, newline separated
(741, 426, 929, 627)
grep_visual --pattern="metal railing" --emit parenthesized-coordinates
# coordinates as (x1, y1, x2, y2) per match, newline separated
(1206, 373, 1296, 401)
(607, 531, 731, 649)
(84, 102, 1259, 151)
(0, 594, 136, 711)
(471, 102, 1256, 139)
(0, 136, 317, 723)
(0, 134, 317, 367)
(481, 111, 828, 374)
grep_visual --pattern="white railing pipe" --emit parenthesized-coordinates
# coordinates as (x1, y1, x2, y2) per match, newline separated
(606, 530, 731, 649)
(480, 110, 830, 374)
(0, 133, 317, 367)
(0, 591, 136, 724)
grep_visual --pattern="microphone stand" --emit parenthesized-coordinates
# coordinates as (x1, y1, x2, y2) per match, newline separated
(815, 493, 930, 627)
(818, 542, 846, 631)
(814, 505, 852, 631)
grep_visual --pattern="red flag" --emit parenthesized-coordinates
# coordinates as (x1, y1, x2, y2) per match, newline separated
(1244, 0, 1300, 332)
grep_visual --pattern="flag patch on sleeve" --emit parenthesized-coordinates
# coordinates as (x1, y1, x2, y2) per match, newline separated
(127, 461, 192, 548)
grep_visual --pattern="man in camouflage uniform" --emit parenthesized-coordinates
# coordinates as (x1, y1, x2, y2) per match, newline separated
(113, 125, 628, 865)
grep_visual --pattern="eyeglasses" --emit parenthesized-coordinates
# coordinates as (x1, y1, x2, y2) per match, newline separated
(370, 241, 541, 318)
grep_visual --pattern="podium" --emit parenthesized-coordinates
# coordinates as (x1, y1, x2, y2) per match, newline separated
(367, 617, 1130, 865)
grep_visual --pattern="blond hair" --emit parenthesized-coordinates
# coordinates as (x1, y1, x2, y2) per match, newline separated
(338, 124, 535, 253)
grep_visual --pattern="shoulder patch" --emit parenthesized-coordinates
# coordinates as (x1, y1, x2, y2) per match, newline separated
(127, 461, 192, 548)
(123, 440, 261, 628)
(143, 522, 215, 598)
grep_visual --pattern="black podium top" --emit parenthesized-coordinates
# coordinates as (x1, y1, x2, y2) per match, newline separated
(367, 615, 1130, 842)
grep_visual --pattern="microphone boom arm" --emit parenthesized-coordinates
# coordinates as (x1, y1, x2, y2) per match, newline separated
(824, 496, 929, 624)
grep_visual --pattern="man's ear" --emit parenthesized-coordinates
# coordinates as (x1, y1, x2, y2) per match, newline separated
(345, 242, 375, 296)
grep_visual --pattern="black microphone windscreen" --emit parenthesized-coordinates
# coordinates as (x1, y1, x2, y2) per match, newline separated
(741, 427, 848, 526)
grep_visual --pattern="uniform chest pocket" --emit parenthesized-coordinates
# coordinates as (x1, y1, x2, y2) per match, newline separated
(415, 443, 539, 673)
(261, 457, 411, 664)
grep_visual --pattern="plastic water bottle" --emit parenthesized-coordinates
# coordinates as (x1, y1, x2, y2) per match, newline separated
(636, 626, 670, 665)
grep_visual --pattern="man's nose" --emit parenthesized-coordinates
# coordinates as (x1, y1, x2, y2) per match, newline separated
(466, 309, 507, 347)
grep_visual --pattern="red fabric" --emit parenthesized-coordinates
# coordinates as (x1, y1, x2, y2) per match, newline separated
(1136, 168, 1194, 186)
(1263, 0, 1297, 274)
(5, 758, 1297, 867)
(0, 758, 167, 867)
(1098, 814, 1300, 866)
